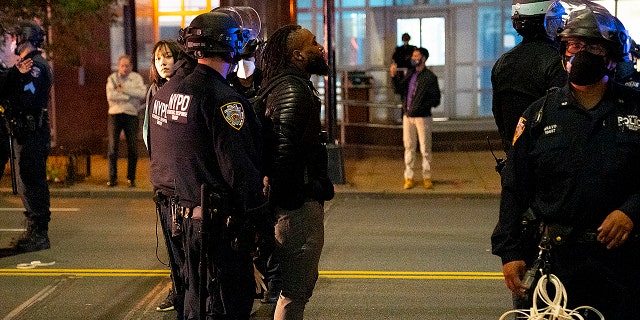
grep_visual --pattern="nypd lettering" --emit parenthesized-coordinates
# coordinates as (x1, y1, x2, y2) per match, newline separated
(221, 102, 245, 130)
(167, 93, 192, 123)
(151, 99, 168, 126)
(618, 115, 640, 131)
(544, 124, 557, 135)
(623, 80, 639, 89)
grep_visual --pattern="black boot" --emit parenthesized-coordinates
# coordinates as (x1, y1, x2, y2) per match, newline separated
(10, 220, 50, 253)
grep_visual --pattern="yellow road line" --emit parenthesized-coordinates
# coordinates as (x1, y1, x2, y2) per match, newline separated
(0, 269, 504, 280)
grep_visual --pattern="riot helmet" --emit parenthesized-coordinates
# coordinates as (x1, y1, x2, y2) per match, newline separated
(557, 4, 631, 61)
(511, 0, 553, 39)
(177, 11, 249, 60)
(14, 21, 45, 49)
(212, 6, 262, 58)
(544, 0, 610, 43)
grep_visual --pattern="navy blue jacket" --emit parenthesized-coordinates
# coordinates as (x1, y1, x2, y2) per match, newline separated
(492, 83, 640, 264)
(491, 39, 566, 152)
(148, 58, 196, 195)
(166, 63, 264, 212)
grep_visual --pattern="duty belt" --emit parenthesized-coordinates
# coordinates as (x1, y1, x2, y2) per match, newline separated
(180, 206, 203, 220)
(573, 230, 640, 244)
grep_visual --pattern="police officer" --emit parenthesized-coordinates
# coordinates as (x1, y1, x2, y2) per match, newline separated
(146, 40, 193, 316)
(2, 21, 53, 253)
(615, 38, 640, 93)
(163, 10, 265, 319)
(0, 23, 32, 183)
(227, 39, 262, 99)
(492, 0, 567, 153)
(0, 25, 15, 181)
(492, 4, 640, 319)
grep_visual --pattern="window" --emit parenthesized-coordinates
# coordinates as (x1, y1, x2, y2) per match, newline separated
(339, 11, 366, 66)
(396, 18, 445, 66)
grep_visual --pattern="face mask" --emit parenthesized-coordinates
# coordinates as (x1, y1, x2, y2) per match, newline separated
(235, 59, 256, 79)
(567, 51, 610, 86)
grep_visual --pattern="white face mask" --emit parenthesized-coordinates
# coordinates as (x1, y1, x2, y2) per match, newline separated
(9, 39, 17, 57)
(235, 58, 256, 79)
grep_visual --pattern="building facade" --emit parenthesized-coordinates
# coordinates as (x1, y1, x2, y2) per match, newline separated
(51, 0, 640, 152)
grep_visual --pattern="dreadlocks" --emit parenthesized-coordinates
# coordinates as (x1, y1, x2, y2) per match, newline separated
(260, 24, 302, 83)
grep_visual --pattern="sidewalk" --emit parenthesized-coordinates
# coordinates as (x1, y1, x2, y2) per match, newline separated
(0, 151, 502, 198)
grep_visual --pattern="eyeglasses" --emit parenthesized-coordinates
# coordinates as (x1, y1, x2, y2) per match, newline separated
(565, 40, 608, 56)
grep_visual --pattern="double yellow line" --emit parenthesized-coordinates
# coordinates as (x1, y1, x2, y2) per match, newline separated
(320, 270, 504, 280)
(0, 269, 504, 280)
(0, 269, 170, 277)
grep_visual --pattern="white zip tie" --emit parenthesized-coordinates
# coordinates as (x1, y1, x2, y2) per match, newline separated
(499, 274, 604, 320)
(16, 260, 56, 269)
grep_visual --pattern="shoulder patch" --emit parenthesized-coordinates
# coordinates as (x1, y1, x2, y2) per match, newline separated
(30, 66, 41, 78)
(512, 117, 527, 146)
(221, 102, 245, 130)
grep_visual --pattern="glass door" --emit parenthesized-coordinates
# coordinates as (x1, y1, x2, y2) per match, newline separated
(395, 16, 448, 118)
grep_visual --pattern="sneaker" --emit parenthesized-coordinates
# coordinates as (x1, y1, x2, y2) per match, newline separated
(11, 232, 50, 253)
(403, 178, 414, 190)
(127, 180, 136, 188)
(106, 180, 117, 187)
(423, 179, 433, 189)
(156, 289, 175, 312)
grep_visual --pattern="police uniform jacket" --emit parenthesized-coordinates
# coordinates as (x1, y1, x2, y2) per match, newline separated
(491, 38, 566, 151)
(492, 83, 640, 264)
(392, 67, 440, 118)
(265, 67, 334, 210)
(147, 58, 195, 195)
(167, 63, 264, 212)
(2, 50, 52, 118)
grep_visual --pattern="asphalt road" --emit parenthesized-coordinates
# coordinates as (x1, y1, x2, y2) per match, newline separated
(0, 195, 513, 319)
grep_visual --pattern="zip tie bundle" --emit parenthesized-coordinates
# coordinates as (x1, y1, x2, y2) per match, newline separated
(499, 274, 604, 320)
(16, 260, 56, 269)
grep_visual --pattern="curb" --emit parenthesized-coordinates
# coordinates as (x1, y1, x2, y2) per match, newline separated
(1, 188, 500, 199)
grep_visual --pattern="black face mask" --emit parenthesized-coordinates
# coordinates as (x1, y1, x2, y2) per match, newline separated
(567, 51, 610, 86)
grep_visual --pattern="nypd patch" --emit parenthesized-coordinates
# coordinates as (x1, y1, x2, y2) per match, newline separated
(221, 102, 245, 130)
(30, 66, 41, 78)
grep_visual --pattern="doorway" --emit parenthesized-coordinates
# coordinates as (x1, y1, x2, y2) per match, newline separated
(395, 15, 448, 118)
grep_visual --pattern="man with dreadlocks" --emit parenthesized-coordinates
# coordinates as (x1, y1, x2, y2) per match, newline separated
(259, 25, 334, 319)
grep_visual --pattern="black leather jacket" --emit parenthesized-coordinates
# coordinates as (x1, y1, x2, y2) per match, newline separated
(265, 68, 334, 210)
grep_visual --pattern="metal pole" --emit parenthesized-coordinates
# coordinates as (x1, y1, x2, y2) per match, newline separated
(123, 0, 138, 71)
(324, 0, 337, 142)
(323, 0, 345, 184)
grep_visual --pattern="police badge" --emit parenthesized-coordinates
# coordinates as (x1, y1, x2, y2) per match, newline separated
(221, 102, 245, 130)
